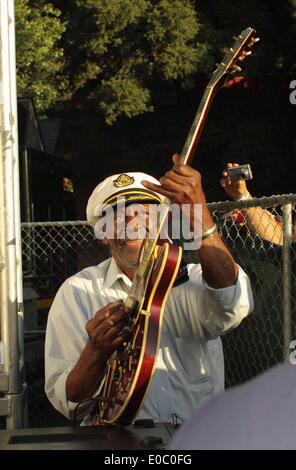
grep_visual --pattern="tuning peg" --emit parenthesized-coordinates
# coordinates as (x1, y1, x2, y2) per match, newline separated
(231, 65, 242, 73)
(248, 37, 260, 46)
(239, 50, 252, 60)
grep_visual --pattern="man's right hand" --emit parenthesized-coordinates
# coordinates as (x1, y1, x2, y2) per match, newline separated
(86, 299, 130, 360)
(66, 299, 130, 403)
(220, 162, 248, 200)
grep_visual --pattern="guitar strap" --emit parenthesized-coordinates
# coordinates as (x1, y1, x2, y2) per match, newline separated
(173, 259, 189, 287)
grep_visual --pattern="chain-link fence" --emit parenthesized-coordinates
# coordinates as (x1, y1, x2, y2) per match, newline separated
(21, 194, 296, 427)
(208, 195, 296, 388)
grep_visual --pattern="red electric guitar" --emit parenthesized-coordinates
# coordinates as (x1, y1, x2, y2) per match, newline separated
(96, 27, 259, 426)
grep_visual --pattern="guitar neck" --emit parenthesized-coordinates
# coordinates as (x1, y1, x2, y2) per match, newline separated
(179, 84, 217, 167)
(128, 27, 259, 305)
(157, 86, 218, 218)
(130, 85, 218, 292)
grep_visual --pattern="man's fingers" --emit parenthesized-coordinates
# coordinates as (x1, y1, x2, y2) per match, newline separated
(172, 153, 180, 165)
(100, 308, 129, 335)
(142, 164, 200, 203)
(161, 169, 185, 185)
(92, 300, 123, 322)
(109, 330, 130, 351)
(87, 308, 129, 347)
(95, 299, 123, 316)
(97, 305, 129, 332)
(222, 164, 241, 187)
(159, 173, 188, 195)
(103, 319, 129, 342)
(141, 179, 173, 199)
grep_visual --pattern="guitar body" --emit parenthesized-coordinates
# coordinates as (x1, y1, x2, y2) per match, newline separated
(98, 242, 182, 426)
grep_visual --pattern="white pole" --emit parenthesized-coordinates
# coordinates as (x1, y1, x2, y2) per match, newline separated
(8, 0, 25, 385)
(0, 0, 24, 428)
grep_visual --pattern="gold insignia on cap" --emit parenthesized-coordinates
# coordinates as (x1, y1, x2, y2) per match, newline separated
(113, 174, 135, 188)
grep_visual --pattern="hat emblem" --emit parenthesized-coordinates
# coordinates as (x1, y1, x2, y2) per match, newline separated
(113, 174, 135, 188)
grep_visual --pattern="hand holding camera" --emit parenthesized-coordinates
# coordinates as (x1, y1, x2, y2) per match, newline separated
(220, 163, 252, 200)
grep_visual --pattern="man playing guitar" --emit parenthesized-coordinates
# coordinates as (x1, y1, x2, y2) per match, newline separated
(45, 155, 254, 425)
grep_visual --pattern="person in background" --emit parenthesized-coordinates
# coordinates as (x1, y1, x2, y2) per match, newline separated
(221, 163, 284, 245)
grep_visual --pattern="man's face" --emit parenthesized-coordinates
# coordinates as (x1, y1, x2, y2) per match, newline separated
(103, 203, 159, 276)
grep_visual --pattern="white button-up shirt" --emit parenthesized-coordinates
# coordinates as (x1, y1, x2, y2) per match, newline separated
(45, 257, 253, 424)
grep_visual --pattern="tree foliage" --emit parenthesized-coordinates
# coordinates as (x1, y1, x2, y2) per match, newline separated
(52, 0, 201, 123)
(14, 0, 296, 124)
(13, 0, 296, 214)
(15, 0, 67, 114)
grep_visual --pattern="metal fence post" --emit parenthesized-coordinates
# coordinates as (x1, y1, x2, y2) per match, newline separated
(282, 203, 292, 362)
(0, 0, 24, 429)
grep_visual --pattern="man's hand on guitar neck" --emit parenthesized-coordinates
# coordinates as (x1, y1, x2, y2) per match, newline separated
(142, 154, 238, 289)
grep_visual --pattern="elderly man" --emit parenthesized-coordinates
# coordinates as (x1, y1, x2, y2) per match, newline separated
(45, 155, 253, 425)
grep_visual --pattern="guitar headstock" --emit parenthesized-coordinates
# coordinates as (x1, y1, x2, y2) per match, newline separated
(209, 27, 259, 89)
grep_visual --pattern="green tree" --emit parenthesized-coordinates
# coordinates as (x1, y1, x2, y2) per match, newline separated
(53, 0, 203, 123)
(15, 0, 67, 115)
(14, 0, 296, 121)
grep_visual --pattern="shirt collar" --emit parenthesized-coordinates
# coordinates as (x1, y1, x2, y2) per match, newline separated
(103, 257, 132, 290)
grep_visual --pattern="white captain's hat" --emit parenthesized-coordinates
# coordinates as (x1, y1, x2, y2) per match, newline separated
(86, 172, 165, 227)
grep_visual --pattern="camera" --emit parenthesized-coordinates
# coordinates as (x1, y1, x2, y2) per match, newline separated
(227, 164, 253, 183)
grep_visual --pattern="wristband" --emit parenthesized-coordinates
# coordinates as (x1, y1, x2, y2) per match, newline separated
(235, 191, 249, 201)
(201, 223, 218, 240)
(187, 223, 218, 243)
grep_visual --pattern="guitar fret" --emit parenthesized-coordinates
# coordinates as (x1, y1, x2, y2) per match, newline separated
(180, 87, 214, 166)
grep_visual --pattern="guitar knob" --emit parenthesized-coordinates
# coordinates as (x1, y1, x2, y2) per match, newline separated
(123, 340, 132, 352)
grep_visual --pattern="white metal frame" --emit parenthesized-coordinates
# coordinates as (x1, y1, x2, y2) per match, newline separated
(0, 0, 24, 429)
